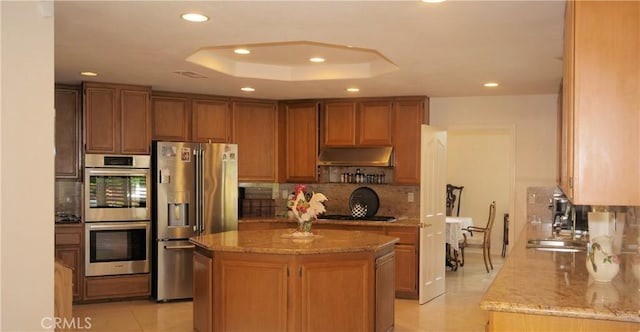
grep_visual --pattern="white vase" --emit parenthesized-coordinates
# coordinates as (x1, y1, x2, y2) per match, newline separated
(586, 236, 620, 282)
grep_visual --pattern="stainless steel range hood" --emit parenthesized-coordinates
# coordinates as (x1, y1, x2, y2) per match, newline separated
(317, 146, 393, 167)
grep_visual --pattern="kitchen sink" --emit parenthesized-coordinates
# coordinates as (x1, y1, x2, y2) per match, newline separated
(526, 238, 587, 252)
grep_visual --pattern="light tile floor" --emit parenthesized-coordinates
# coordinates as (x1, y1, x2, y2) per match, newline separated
(73, 251, 503, 332)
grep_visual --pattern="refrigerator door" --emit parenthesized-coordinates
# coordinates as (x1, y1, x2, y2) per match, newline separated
(153, 141, 196, 240)
(156, 239, 194, 301)
(198, 143, 238, 235)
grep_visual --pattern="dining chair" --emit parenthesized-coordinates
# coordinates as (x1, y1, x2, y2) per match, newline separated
(459, 201, 496, 273)
(446, 184, 464, 217)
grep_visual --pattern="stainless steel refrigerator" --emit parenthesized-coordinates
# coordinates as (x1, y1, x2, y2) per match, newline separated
(151, 141, 238, 301)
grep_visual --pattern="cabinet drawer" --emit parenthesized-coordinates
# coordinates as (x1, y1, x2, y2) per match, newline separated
(386, 228, 418, 245)
(84, 274, 150, 300)
(55, 226, 83, 245)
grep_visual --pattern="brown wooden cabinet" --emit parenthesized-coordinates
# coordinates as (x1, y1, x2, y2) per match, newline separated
(192, 98, 231, 143)
(193, 236, 394, 332)
(560, 1, 640, 205)
(358, 100, 393, 146)
(232, 100, 279, 182)
(83, 82, 151, 154)
(283, 101, 318, 182)
(321, 100, 393, 147)
(54, 224, 83, 302)
(55, 85, 82, 179)
(151, 93, 190, 141)
(393, 98, 428, 185)
(84, 274, 151, 301)
(386, 227, 418, 299)
(193, 250, 213, 332)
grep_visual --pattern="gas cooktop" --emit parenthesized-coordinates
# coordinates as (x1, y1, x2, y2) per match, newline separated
(319, 215, 396, 222)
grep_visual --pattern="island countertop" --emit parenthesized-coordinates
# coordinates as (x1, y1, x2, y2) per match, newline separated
(189, 229, 400, 255)
(480, 232, 640, 323)
(238, 216, 421, 227)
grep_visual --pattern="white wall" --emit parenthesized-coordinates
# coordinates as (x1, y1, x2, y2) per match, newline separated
(1, 2, 55, 330)
(431, 94, 558, 251)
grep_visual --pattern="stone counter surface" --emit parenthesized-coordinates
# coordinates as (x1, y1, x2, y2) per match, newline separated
(239, 216, 421, 227)
(480, 233, 640, 323)
(190, 229, 399, 255)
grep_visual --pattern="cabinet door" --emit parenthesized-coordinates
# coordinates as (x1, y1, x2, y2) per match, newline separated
(151, 95, 190, 141)
(393, 244, 417, 297)
(214, 253, 288, 331)
(55, 247, 82, 301)
(375, 252, 395, 332)
(560, 0, 575, 199)
(299, 254, 373, 331)
(55, 86, 81, 179)
(322, 101, 357, 146)
(232, 101, 278, 182)
(193, 251, 212, 332)
(84, 86, 117, 153)
(394, 98, 427, 185)
(285, 102, 318, 182)
(569, 1, 640, 205)
(358, 101, 393, 146)
(192, 98, 231, 143)
(120, 88, 151, 154)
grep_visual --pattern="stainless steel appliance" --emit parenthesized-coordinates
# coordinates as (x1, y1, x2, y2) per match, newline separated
(84, 154, 151, 222)
(83, 154, 152, 277)
(152, 141, 238, 301)
(85, 221, 151, 276)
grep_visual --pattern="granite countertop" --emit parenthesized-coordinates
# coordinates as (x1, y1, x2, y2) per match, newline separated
(190, 229, 399, 255)
(480, 233, 640, 323)
(239, 216, 421, 227)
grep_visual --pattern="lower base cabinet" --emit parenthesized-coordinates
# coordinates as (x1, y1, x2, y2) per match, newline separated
(84, 274, 151, 301)
(238, 221, 419, 299)
(488, 311, 640, 332)
(193, 247, 394, 332)
(55, 224, 83, 302)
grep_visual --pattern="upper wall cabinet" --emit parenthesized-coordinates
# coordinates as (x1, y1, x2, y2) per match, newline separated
(151, 93, 190, 142)
(394, 98, 428, 185)
(191, 98, 231, 143)
(358, 101, 394, 146)
(84, 82, 151, 154)
(55, 85, 82, 179)
(232, 100, 279, 182)
(151, 92, 232, 143)
(321, 100, 393, 147)
(283, 102, 319, 183)
(560, 1, 640, 205)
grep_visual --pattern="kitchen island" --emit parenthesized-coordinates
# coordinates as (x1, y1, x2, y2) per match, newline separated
(481, 231, 640, 331)
(238, 217, 422, 299)
(190, 229, 399, 332)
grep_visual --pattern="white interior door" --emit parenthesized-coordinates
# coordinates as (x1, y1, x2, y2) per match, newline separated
(419, 125, 447, 304)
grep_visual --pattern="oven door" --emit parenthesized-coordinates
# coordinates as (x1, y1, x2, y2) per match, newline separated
(85, 167, 150, 221)
(85, 221, 150, 276)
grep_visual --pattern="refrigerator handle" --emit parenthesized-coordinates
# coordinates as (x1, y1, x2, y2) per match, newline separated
(195, 146, 203, 234)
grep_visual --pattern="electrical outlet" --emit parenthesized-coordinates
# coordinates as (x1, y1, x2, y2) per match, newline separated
(282, 190, 289, 199)
(408, 192, 414, 202)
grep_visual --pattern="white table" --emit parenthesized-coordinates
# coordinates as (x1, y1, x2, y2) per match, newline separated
(446, 216, 473, 250)
(445, 217, 473, 270)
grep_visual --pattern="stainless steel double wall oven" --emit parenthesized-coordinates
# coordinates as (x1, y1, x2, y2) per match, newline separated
(84, 154, 151, 277)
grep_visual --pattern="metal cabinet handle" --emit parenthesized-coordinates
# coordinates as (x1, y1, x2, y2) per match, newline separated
(164, 245, 195, 250)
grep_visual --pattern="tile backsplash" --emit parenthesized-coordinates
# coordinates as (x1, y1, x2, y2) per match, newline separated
(274, 183, 420, 219)
(55, 181, 82, 217)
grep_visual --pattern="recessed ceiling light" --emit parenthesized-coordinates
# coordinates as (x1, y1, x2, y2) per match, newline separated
(241, 87, 255, 92)
(483, 82, 499, 87)
(309, 57, 325, 63)
(181, 13, 209, 22)
(234, 48, 251, 55)
(80, 71, 98, 77)
(422, 0, 446, 3)
(346, 87, 360, 92)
